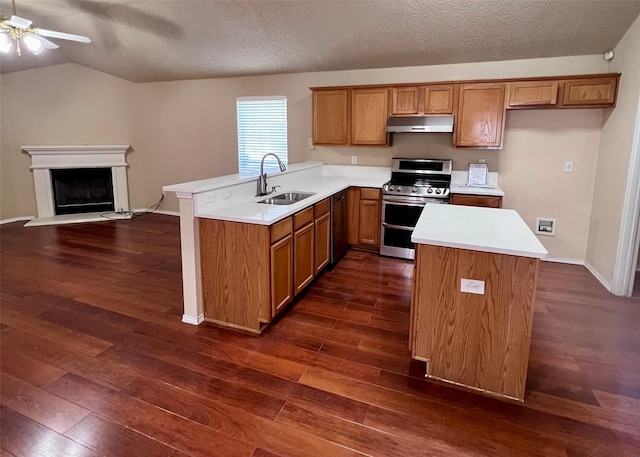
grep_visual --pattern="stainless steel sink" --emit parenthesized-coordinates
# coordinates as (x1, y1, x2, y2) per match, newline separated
(258, 192, 316, 205)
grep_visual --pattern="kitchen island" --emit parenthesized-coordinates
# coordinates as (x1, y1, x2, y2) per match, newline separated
(410, 204, 547, 402)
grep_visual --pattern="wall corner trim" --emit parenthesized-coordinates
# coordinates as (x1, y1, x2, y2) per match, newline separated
(584, 261, 613, 293)
(182, 313, 205, 325)
(0, 216, 34, 225)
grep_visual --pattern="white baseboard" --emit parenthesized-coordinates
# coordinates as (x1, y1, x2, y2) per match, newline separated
(541, 257, 584, 265)
(0, 216, 34, 225)
(182, 313, 205, 325)
(584, 261, 613, 292)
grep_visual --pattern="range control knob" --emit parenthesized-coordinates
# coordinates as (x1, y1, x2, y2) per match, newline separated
(397, 186, 403, 192)
(427, 188, 433, 194)
(390, 186, 395, 191)
(435, 188, 442, 195)
(412, 187, 417, 193)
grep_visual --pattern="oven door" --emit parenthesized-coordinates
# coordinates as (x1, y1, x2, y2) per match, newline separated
(382, 197, 428, 227)
(380, 224, 416, 260)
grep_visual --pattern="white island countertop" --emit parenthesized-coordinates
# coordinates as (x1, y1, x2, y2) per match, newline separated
(412, 204, 548, 259)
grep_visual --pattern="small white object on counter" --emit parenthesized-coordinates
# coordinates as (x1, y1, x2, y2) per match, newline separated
(450, 171, 504, 196)
(411, 205, 548, 259)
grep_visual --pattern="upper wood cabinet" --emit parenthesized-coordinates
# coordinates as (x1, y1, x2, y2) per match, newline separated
(562, 77, 617, 107)
(455, 83, 506, 148)
(508, 81, 558, 107)
(313, 89, 349, 145)
(351, 88, 390, 145)
(390, 85, 455, 115)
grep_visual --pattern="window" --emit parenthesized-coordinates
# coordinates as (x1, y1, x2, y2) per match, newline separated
(237, 96, 288, 175)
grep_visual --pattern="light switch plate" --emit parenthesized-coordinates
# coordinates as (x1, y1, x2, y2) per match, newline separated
(461, 278, 485, 295)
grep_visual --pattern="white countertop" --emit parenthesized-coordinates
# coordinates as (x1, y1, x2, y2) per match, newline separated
(411, 205, 548, 259)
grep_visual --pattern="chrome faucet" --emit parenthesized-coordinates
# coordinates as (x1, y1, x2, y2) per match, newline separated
(256, 153, 287, 196)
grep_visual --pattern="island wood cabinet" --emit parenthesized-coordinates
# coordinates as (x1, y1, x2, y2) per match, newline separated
(313, 89, 349, 145)
(199, 201, 332, 333)
(347, 187, 381, 251)
(391, 85, 455, 115)
(450, 194, 503, 208)
(454, 83, 506, 148)
(411, 244, 540, 402)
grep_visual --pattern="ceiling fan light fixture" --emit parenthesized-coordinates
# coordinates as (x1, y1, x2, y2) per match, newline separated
(23, 34, 42, 53)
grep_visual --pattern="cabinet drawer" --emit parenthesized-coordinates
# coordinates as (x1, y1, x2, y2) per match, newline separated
(314, 198, 330, 218)
(271, 217, 292, 244)
(294, 207, 314, 231)
(451, 194, 502, 208)
(360, 188, 381, 200)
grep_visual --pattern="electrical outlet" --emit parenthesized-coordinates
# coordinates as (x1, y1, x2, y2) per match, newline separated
(461, 279, 485, 295)
(564, 161, 574, 173)
(351, 155, 358, 165)
(535, 217, 556, 236)
(308, 137, 315, 150)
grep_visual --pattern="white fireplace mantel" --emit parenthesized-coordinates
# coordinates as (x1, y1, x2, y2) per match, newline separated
(23, 145, 131, 226)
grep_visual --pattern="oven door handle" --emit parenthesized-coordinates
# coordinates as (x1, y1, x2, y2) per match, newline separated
(382, 223, 415, 231)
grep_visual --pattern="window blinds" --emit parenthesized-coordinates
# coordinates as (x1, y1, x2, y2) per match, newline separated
(237, 96, 288, 175)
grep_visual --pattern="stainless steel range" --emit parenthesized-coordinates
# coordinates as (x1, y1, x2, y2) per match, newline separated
(380, 158, 452, 260)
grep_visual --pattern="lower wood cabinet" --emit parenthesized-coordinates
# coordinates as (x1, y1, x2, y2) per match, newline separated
(270, 234, 293, 318)
(347, 187, 381, 251)
(314, 201, 330, 273)
(450, 194, 503, 208)
(294, 221, 315, 296)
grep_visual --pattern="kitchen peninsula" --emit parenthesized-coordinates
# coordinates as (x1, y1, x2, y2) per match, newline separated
(410, 204, 548, 402)
(163, 162, 506, 333)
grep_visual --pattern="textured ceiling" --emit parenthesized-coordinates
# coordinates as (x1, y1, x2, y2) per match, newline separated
(1, 0, 639, 83)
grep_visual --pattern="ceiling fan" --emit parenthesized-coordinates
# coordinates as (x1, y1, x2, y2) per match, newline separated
(0, 0, 90, 56)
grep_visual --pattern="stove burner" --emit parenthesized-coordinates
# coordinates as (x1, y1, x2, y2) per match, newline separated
(383, 158, 452, 198)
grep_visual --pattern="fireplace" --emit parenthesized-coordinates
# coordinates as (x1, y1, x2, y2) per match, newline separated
(51, 168, 115, 215)
(23, 145, 130, 226)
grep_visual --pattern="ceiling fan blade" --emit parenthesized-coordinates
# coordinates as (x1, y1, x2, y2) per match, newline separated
(9, 15, 32, 29)
(35, 28, 91, 43)
(35, 35, 59, 50)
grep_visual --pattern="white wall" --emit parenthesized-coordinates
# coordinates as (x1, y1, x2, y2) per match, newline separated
(586, 15, 640, 286)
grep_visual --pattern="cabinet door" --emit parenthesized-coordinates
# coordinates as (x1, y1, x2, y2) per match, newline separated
(351, 88, 390, 145)
(508, 81, 558, 107)
(313, 89, 349, 145)
(450, 194, 503, 208)
(423, 85, 454, 114)
(562, 77, 617, 107)
(358, 198, 381, 246)
(271, 234, 293, 317)
(455, 83, 506, 148)
(294, 223, 315, 295)
(391, 87, 420, 115)
(315, 212, 330, 273)
(347, 187, 360, 244)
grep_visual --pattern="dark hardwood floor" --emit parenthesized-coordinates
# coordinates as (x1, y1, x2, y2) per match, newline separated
(1, 214, 639, 456)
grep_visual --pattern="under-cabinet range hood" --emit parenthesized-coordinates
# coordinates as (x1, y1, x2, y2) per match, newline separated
(386, 115, 454, 133)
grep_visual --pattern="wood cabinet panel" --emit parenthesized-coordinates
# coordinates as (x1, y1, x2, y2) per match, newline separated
(359, 188, 381, 200)
(450, 194, 503, 208)
(455, 83, 506, 148)
(314, 213, 330, 274)
(508, 81, 558, 107)
(424, 85, 454, 114)
(313, 89, 349, 145)
(200, 219, 270, 333)
(351, 88, 389, 145)
(358, 199, 380, 246)
(294, 222, 315, 296)
(391, 87, 420, 115)
(294, 207, 314, 231)
(271, 217, 292, 244)
(314, 198, 330, 218)
(271, 234, 293, 317)
(412, 244, 539, 401)
(562, 77, 617, 106)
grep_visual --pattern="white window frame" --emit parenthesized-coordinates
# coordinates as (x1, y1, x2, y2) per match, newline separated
(236, 96, 288, 176)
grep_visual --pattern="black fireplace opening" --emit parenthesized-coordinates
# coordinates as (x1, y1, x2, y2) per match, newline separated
(51, 168, 115, 215)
